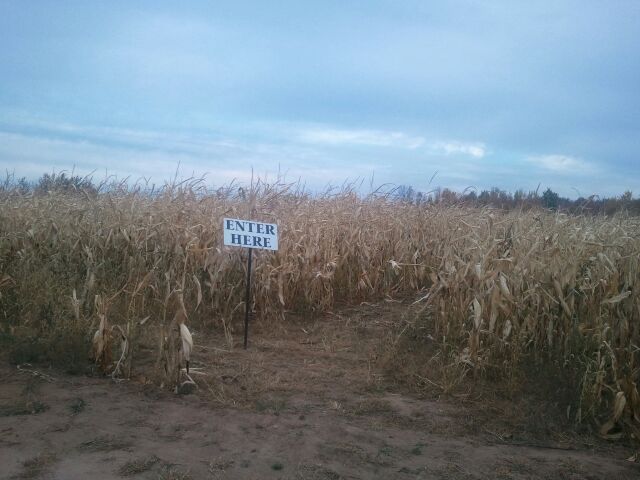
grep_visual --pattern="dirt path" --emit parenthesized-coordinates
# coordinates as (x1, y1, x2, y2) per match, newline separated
(1, 305, 638, 479)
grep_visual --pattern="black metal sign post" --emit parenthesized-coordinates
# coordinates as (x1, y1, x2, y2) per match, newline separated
(223, 217, 278, 350)
(243, 248, 252, 350)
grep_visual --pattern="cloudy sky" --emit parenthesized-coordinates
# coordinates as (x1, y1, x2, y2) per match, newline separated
(1, 1, 638, 197)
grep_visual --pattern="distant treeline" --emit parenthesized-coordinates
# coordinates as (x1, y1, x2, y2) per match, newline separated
(395, 185, 640, 215)
(2, 172, 638, 216)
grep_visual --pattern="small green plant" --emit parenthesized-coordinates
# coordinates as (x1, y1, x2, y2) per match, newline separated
(255, 398, 287, 415)
(271, 462, 284, 471)
(69, 398, 86, 415)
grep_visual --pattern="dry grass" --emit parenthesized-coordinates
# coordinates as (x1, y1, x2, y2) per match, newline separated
(78, 435, 132, 453)
(0, 178, 638, 440)
(117, 455, 160, 476)
(11, 452, 58, 479)
(0, 399, 47, 417)
(380, 208, 640, 440)
(0, 378, 48, 417)
(158, 466, 192, 480)
(292, 464, 343, 480)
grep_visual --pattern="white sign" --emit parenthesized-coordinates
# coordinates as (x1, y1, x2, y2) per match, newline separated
(223, 218, 278, 251)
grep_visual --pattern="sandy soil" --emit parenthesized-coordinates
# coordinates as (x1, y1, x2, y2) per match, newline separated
(1, 303, 638, 479)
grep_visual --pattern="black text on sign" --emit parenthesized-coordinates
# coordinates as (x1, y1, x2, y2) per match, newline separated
(223, 218, 279, 251)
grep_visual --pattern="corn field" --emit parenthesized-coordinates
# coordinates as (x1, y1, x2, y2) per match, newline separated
(0, 179, 638, 439)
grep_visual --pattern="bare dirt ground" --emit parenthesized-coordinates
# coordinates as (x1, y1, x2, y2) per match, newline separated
(1, 303, 639, 479)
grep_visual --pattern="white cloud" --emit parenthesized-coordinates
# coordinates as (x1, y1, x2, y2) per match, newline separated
(527, 154, 593, 172)
(0, 114, 239, 154)
(429, 141, 486, 158)
(296, 127, 489, 160)
(297, 128, 425, 149)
